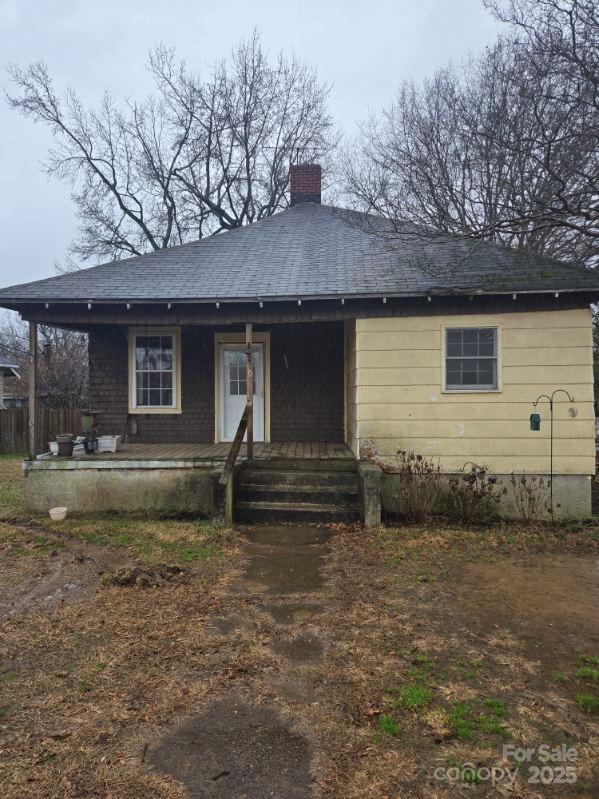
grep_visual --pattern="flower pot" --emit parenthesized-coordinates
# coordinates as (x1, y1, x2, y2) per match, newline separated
(49, 506, 67, 521)
(56, 434, 74, 457)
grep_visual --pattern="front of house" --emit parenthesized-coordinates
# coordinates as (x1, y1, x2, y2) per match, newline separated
(0, 165, 597, 521)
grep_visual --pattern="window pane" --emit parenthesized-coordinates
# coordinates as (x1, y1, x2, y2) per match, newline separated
(162, 372, 172, 389)
(478, 329, 495, 356)
(149, 372, 161, 389)
(446, 357, 497, 388)
(447, 339, 462, 357)
(462, 329, 478, 357)
(148, 389, 161, 406)
(239, 380, 247, 395)
(160, 336, 173, 370)
(161, 389, 173, 406)
(135, 338, 148, 369)
(136, 387, 146, 406)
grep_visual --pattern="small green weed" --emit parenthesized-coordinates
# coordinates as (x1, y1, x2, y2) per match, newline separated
(447, 699, 510, 740)
(483, 698, 507, 718)
(398, 683, 432, 711)
(577, 654, 599, 667)
(377, 714, 400, 736)
(576, 694, 599, 714)
(576, 667, 599, 682)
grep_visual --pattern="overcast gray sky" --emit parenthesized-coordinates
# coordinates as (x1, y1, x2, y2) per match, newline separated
(0, 0, 503, 287)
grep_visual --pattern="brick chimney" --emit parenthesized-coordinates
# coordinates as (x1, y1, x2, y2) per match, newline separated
(290, 163, 321, 205)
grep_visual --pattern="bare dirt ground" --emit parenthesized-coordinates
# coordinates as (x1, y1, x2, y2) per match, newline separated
(1, 454, 599, 797)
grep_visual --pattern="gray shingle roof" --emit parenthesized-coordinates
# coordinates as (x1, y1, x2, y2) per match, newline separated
(0, 203, 597, 304)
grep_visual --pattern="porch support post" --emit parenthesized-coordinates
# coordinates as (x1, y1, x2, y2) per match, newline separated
(245, 323, 254, 460)
(28, 321, 38, 460)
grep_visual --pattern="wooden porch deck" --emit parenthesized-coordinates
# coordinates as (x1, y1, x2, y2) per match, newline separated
(70, 441, 354, 462)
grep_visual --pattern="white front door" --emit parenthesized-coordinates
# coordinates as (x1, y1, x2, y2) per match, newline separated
(220, 344, 265, 442)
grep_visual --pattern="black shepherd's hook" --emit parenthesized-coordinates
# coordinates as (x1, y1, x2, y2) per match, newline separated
(533, 389, 576, 521)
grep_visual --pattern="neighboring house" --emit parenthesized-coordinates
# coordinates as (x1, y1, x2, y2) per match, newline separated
(0, 348, 20, 409)
(0, 164, 596, 521)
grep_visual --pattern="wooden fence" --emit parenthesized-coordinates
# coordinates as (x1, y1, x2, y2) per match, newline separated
(0, 408, 83, 455)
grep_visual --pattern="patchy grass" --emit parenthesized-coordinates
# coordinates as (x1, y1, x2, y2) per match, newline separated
(395, 683, 433, 711)
(1, 507, 599, 797)
(376, 714, 400, 736)
(576, 694, 599, 714)
(0, 453, 27, 521)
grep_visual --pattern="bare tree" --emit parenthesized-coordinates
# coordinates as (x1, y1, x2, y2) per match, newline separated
(7, 32, 335, 262)
(0, 311, 88, 409)
(343, 2, 598, 266)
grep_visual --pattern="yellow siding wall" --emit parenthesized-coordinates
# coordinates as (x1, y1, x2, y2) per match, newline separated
(345, 320, 359, 455)
(353, 308, 595, 474)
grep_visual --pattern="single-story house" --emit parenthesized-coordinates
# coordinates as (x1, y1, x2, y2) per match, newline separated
(0, 164, 596, 523)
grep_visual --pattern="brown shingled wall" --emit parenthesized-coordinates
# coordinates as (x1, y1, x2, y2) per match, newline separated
(88, 322, 344, 443)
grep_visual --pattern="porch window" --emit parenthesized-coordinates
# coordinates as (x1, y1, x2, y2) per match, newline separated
(128, 328, 181, 413)
(444, 327, 499, 391)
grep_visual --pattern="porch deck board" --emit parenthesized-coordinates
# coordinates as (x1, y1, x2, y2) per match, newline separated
(68, 441, 354, 462)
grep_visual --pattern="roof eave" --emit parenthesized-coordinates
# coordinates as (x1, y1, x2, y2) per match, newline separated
(0, 286, 598, 306)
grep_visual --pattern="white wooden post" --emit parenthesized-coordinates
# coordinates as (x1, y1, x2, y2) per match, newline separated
(245, 322, 253, 460)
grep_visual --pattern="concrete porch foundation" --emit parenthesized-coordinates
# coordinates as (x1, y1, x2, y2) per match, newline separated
(380, 472, 592, 521)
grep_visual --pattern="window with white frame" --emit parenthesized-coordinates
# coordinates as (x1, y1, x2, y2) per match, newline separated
(129, 329, 180, 411)
(444, 327, 498, 390)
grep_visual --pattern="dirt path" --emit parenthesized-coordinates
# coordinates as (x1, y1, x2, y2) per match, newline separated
(147, 525, 329, 798)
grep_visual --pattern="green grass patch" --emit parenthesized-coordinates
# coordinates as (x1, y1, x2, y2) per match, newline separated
(0, 454, 27, 520)
(482, 698, 507, 718)
(377, 714, 400, 736)
(576, 693, 599, 714)
(397, 683, 433, 711)
(50, 515, 224, 564)
(576, 666, 599, 682)
(576, 654, 599, 667)
(447, 699, 510, 741)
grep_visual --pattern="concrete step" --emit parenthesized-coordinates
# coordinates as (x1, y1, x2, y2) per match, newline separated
(235, 500, 360, 525)
(236, 482, 359, 505)
(239, 468, 359, 489)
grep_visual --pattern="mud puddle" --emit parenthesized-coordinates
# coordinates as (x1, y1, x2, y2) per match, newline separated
(449, 553, 599, 670)
(147, 696, 312, 799)
(0, 525, 123, 620)
(230, 525, 331, 595)
(262, 602, 323, 625)
(271, 630, 324, 663)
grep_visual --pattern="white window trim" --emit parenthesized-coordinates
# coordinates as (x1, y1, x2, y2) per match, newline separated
(441, 324, 502, 394)
(128, 326, 182, 414)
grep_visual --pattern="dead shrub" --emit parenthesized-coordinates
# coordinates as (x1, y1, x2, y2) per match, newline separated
(448, 462, 507, 523)
(510, 472, 551, 523)
(384, 450, 442, 523)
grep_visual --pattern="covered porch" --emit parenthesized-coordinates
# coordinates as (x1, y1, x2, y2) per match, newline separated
(34, 440, 355, 465)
